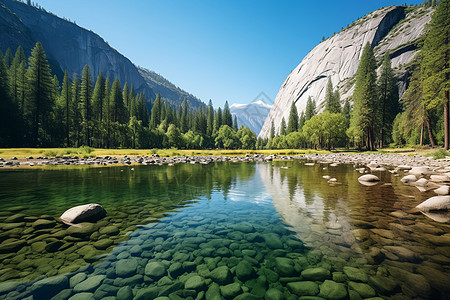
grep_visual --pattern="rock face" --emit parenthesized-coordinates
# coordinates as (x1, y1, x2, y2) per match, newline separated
(0, 0, 204, 109)
(259, 5, 433, 138)
(59, 204, 106, 224)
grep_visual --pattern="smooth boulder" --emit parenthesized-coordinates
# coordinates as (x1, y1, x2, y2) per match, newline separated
(416, 196, 450, 212)
(60, 204, 106, 224)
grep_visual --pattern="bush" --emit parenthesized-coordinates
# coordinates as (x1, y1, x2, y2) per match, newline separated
(426, 149, 449, 160)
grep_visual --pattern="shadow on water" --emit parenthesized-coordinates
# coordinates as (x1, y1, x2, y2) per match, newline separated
(0, 161, 449, 299)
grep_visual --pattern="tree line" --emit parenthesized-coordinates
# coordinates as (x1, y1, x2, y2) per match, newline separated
(0, 42, 257, 150)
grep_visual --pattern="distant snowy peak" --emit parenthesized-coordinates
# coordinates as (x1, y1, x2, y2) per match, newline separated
(230, 100, 272, 135)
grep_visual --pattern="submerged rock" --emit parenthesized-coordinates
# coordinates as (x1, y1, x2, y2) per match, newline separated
(60, 204, 106, 224)
(416, 196, 450, 211)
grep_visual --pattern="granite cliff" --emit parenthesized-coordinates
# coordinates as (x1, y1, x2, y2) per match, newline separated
(259, 5, 434, 138)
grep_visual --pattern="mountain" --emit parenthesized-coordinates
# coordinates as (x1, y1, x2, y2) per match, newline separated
(230, 100, 272, 135)
(0, 0, 204, 109)
(138, 67, 205, 110)
(259, 5, 434, 138)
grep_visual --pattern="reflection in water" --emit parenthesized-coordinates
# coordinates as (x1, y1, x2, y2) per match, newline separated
(0, 161, 449, 299)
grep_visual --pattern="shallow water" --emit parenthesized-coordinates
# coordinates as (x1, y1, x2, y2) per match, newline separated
(0, 161, 449, 299)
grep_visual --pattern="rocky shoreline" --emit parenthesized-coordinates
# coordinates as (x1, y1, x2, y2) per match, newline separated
(1, 152, 450, 170)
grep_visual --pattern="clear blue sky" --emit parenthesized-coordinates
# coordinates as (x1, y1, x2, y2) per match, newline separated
(37, 0, 423, 108)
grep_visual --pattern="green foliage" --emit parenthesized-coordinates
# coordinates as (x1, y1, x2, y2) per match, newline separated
(237, 126, 256, 149)
(303, 111, 348, 149)
(426, 149, 449, 159)
(215, 125, 238, 149)
(324, 77, 341, 113)
(280, 117, 287, 135)
(348, 43, 378, 150)
(25, 42, 55, 147)
(222, 101, 233, 127)
(287, 102, 299, 133)
(305, 96, 316, 120)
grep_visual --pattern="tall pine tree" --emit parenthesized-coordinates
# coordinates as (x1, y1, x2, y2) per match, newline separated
(305, 96, 316, 120)
(206, 99, 214, 135)
(420, 0, 450, 148)
(377, 53, 398, 147)
(349, 43, 378, 150)
(287, 102, 299, 133)
(150, 93, 162, 129)
(222, 101, 233, 127)
(80, 64, 93, 146)
(25, 42, 55, 146)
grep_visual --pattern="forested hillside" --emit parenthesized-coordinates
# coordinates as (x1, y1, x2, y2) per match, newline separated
(0, 43, 257, 149)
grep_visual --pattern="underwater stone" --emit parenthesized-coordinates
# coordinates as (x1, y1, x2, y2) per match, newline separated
(286, 281, 319, 296)
(264, 288, 284, 300)
(32, 275, 69, 299)
(348, 281, 376, 298)
(0, 239, 26, 253)
(32, 219, 56, 230)
(93, 238, 113, 250)
(263, 233, 283, 249)
(318, 280, 347, 300)
(206, 283, 222, 300)
(145, 261, 166, 278)
(220, 282, 242, 298)
(68, 292, 95, 300)
(70, 273, 87, 288)
(210, 266, 232, 284)
(368, 275, 398, 294)
(236, 261, 256, 281)
(184, 275, 205, 290)
(99, 226, 119, 236)
(66, 222, 97, 237)
(73, 275, 105, 292)
(115, 259, 138, 277)
(116, 286, 133, 300)
(301, 267, 331, 281)
(343, 266, 368, 283)
(274, 257, 296, 277)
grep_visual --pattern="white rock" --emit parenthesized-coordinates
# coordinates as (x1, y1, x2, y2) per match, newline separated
(434, 185, 450, 195)
(397, 165, 412, 170)
(60, 204, 106, 224)
(328, 178, 337, 183)
(430, 174, 450, 182)
(400, 174, 417, 184)
(408, 166, 432, 176)
(414, 178, 429, 186)
(416, 196, 450, 212)
(358, 174, 380, 182)
(323, 175, 331, 179)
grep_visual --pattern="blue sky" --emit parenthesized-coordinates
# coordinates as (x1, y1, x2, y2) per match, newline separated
(37, 0, 423, 108)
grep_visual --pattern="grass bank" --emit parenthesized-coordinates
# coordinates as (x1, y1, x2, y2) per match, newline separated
(0, 147, 443, 159)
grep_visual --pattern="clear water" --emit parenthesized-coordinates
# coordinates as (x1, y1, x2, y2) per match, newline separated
(0, 161, 449, 300)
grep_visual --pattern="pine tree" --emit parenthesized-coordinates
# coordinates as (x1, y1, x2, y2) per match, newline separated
(25, 42, 55, 146)
(222, 101, 233, 127)
(349, 42, 378, 150)
(110, 78, 125, 123)
(4, 48, 13, 69)
(206, 99, 214, 135)
(0, 50, 18, 146)
(58, 70, 71, 146)
(280, 117, 287, 135)
(150, 93, 162, 128)
(92, 72, 105, 146)
(270, 120, 275, 139)
(287, 102, 299, 133)
(233, 115, 238, 131)
(325, 77, 341, 113)
(80, 65, 93, 146)
(299, 111, 306, 130)
(8, 46, 26, 107)
(342, 99, 351, 120)
(180, 98, 188, 133)
(103, 77, 111, 148)
(305, 96, 316, 120)
(71, 75, 82, 146)
(421, 0, 450, 148)
(377, 53, 399, 147)
(123, 82, 130, 112)
(214, 107, 222, 133)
